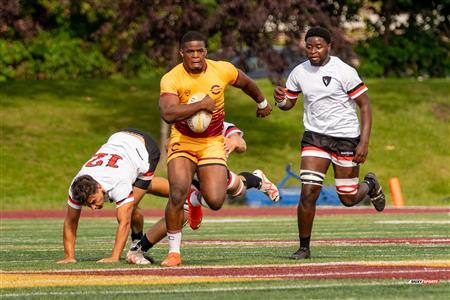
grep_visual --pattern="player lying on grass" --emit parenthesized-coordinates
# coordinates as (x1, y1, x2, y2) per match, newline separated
(57, 128, 160, 264)
(126, 121, 280, 265)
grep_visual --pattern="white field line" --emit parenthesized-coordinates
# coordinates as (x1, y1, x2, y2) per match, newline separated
(0, 281, 431, 298)
(182, 238, 450, 246)
(143, 218, 286, 224)
(376, 220, 450, 224)
(2, 260, 449, 274)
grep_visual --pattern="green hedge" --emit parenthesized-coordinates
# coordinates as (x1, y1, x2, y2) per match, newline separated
(355, 32, 450, 78)
(0, 31, 115, 80)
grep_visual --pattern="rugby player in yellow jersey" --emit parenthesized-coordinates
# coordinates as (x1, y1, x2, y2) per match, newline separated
(158, 31, 272, 267)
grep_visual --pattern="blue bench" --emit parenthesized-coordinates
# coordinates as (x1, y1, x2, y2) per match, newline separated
(245, 164, 341, 207)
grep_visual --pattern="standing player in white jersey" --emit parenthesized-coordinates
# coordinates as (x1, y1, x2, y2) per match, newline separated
(125, 121, 280, 265)
(56, 128, 160, 264)
(273, 27, 385, 260)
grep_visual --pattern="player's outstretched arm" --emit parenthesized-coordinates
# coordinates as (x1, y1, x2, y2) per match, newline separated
(57, 205, 81, 264)
(159, 94, 215, 124)
(224, 134, 247, 156)
(97, 201, 133, 263)
(232, 69, 272, 117)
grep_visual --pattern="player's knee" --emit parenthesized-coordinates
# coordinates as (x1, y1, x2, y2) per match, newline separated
(206, 197, 224, 211)
(339, 195, 356, 207)
(335, 177, 359, 207)
(227, 172, 246, 198)
(299, 170, 324, 204)
(202, 193, 226, 211)
(208, 202, 223, 211)
(300, 190, 320, 209)
(170, 186, 190, 205)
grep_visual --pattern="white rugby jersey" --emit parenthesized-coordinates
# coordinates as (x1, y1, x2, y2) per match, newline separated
(285, 56, 367, 138)
(67, 132, 154, 210)
(223, 121, 243, 138)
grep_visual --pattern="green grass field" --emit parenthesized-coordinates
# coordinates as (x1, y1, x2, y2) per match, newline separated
(1, 209, 449, 299)
(0, 78, 449, 209)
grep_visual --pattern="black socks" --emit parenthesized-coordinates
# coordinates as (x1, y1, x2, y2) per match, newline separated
(239, 172, 262, 189)
(133, 234, 154, 252)
(131, 231, 143, 241)
(300, 236, 311, 249)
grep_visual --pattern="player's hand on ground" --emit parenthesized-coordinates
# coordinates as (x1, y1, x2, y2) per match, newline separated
(257, 103, 272, 118)
(200, 95, 216, 113)
(96, 257, 120, 263)
(56, 257, 77, 264)
(353, 142, 368, 164)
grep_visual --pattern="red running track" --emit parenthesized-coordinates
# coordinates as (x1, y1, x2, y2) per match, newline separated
(1, 206, 449, 219)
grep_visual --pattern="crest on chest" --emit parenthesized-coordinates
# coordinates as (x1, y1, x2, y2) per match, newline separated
(322, 76, 331, 87)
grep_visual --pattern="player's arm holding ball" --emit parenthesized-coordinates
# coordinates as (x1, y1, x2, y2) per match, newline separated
(159, 93, 215, 124)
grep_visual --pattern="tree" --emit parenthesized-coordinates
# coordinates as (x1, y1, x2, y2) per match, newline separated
(2, 0, 370, 152)
(356, 0, 450, 77)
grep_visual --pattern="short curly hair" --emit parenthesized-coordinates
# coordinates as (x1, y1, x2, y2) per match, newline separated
(305, 27, 331, 44)
(180, 31, 207, 48)
(71, 175, 98, 206)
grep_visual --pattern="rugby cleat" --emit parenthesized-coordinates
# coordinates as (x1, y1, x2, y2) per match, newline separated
(186, 186, 203, 230)
(125, 248, 153, 265)
(252, 169, 280, 202)
(364, 172, 386, 212)
(289, 247, 311, 260)
(160, 252, 182, 267)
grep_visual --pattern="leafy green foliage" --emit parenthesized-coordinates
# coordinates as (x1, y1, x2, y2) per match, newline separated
(356, 0, 450, 77)
(355, 31, 450, 78)
(2, 1, 448, 79)
(0, 31, 115, 80)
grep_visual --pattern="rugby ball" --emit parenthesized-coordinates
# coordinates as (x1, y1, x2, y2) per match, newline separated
(187, 93, 212, 133)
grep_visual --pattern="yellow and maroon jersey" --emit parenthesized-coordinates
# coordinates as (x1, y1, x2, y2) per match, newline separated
(160, 59, 239, 138)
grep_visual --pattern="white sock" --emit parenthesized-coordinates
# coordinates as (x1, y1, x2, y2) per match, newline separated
(167, 231, 181, 254)
(188, 190, 201, 207)
(198, 194, 210, 209)
(189, 190, 210, 209)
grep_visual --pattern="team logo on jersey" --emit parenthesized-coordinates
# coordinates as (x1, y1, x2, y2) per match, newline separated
(210, 85, 222, 95)
(171, 142, 180, 152)
(322, 76, 331, 87)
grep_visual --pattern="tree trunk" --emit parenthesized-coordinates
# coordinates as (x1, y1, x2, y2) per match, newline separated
(382, 0, 393, 77)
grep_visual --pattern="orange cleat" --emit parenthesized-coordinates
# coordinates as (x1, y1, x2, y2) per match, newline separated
(160, 252, 182, 267)
(186, 187, 203, 230)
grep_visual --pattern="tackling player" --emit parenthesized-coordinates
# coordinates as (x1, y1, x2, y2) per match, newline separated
(57, 128, 160, 263)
